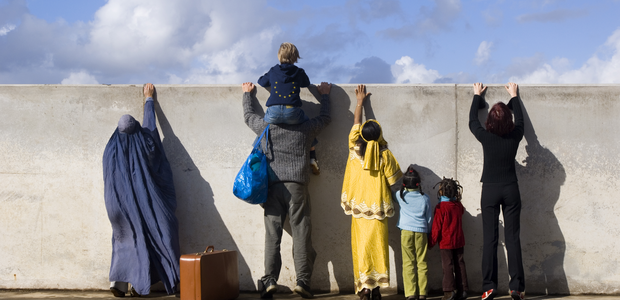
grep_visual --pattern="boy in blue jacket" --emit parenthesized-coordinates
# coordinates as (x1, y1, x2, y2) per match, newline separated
(258, 42, 320, 175)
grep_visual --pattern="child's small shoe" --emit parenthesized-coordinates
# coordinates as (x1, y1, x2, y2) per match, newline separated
(310, 158, 320, 175)
(357, 288, 370, 300)
(442, 291, 456, 300)
(458, 290, 468, 300)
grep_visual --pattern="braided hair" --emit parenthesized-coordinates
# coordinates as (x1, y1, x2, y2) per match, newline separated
(434, 177, 463, 202)
(400, 165, 423, 202)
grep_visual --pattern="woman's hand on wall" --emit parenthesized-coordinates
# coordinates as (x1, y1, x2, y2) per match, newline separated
(355, 84, 371, 105)
(144, 83, 154, 98)
(473, 82, 487, 96)
(505, 82, 518, 98)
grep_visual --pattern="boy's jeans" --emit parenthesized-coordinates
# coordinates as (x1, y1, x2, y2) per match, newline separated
(264, 105, 309, 124)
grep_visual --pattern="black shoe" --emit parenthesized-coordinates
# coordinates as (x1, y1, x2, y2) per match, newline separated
(110, 287, 125, 297)
(358, 288, 370, 300)
(260, 279, 277, 299)
(129, 287, 140, 297)
(460, 291, 468, 300)
(294, 280, 314, 299)
(370, 287, 381, 300)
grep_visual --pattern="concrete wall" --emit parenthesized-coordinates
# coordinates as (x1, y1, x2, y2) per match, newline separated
(0, 84, 618, 294)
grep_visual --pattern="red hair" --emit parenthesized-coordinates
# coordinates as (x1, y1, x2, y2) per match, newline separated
(485, 102, 514, 136)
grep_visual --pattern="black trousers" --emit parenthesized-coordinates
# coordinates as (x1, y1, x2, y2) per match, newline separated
(481, 182, 525, 292)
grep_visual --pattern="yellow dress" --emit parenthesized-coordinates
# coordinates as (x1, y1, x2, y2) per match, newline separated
(341, 124, 403, 293)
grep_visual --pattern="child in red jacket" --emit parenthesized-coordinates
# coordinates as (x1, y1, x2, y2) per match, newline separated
(430, 178, 469, 300)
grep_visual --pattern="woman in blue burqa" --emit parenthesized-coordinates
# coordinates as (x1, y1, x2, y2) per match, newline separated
(103, 83, 180, 297)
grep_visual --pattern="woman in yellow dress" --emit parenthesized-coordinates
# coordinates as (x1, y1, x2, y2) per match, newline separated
(341, 84, 403, 300)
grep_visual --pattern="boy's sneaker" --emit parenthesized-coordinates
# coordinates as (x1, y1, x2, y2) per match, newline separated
(310, 159, 320, 175)
(510, 290, 524, 300)
(481, 289, 496, 300)
(294, 280, 314, 299)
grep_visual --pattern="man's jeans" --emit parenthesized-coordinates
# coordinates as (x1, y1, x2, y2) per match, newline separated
(260, 182, 316, 287)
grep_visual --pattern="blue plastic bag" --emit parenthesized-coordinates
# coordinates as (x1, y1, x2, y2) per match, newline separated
(233, 125, 269, 204)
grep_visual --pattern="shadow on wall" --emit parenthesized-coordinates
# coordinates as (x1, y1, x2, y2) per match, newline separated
(153, 96, 254, 289)
(516, 101, 568, 295)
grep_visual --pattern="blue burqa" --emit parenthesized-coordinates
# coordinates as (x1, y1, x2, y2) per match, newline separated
(103, 100, 180, 295)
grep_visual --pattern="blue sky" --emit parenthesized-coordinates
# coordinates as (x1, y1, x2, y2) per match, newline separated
(1, 0, 620, 84)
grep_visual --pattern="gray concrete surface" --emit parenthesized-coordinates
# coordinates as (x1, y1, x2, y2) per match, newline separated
(1, 84, 619, 294)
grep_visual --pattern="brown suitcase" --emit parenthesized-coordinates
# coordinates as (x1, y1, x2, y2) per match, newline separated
(180, 246, 239, 300)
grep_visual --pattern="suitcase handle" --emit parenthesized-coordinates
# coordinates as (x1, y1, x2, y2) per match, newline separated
(205, 246, 215, 253)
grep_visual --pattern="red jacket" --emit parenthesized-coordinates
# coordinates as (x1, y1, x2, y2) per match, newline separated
(430, 200, 465, 249)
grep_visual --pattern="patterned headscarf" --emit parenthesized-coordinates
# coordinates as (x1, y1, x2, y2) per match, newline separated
(360, 119, 388, 171)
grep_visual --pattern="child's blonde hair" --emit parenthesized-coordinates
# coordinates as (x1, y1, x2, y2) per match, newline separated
(278, 42, 301, 64)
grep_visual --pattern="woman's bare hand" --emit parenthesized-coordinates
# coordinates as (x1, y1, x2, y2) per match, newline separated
(355, 84, 371, 105)
(473, 82, 487, 96)
(505, 82, 518, 98)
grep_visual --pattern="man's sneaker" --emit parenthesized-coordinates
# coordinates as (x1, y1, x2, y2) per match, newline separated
(510, 290, 524, 300)
(310, 158, 320, 175)
(481, 289, 496, 300)
(260, 279, 277, 299)
(294, 280, 314, 299)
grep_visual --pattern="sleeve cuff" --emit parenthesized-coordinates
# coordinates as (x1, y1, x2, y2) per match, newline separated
(145, 97, 154, 102)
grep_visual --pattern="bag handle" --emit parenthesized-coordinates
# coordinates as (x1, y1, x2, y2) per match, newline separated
(253, 124, 270, 150)
(201, 246, 229, 254)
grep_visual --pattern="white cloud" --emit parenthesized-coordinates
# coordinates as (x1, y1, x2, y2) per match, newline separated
(391, 56, 441, 83)
(0, 0, 289, 84)
(182, 29, 278, 84)
(509, 28, 620, 83)
(61, 71, 99, 84)
(0, 24, 16, 36)
(474, 41, 493, 66)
